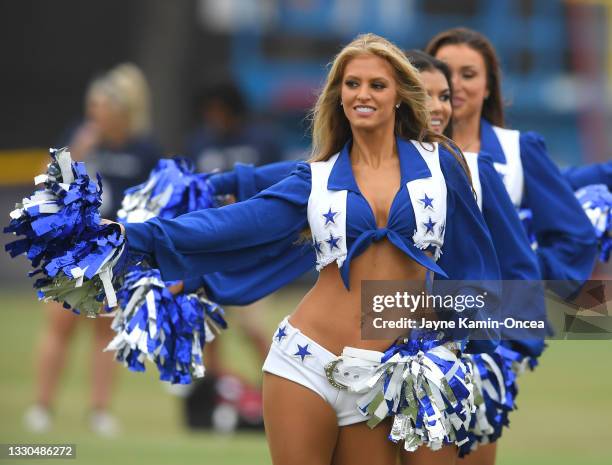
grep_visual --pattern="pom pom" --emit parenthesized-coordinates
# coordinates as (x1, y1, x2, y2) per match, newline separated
(575, 184, 612, 262)
(457, 344, 533, 456)
(4, 148, 125, 316)
(327, 331, 474, 452)
(117, 158, 216, 223)
(105, 263, 227, 384)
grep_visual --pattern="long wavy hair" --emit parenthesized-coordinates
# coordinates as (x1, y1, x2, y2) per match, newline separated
(426, 28, 505, 128)
(308, 33, 468, 175)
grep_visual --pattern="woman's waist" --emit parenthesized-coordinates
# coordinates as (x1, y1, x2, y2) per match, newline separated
(288, 275, 401, 355)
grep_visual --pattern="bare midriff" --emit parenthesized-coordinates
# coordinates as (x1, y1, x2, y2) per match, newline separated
(289, 238, 428, 356)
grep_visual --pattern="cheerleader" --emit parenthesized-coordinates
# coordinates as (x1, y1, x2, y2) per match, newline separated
(426, 28, 599, 464)
(109, 34, 505, 465)
(194, 49, 546, 464)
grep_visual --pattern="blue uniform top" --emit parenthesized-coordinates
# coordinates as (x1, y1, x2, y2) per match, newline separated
(562, 161, 612, 191)
(125, 138, 503, 353)
(207, 152, 546, 357)
(480, 119, 598, 287)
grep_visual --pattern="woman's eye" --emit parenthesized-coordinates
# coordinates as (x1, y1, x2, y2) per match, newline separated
(440, 94, 450, 102)
(371, 82, 386, 90)
(462, 71, 476, 79)
(345, 80, 358, 88)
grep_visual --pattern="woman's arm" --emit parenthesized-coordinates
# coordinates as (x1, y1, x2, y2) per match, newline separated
(479, 154, 547, 357)
(437, 150, 502, 354)
(184, 244, 315, 305)
(124, 163, 312, 281)
(521, 133, 598, 287)
(562, 161, 612, 191)
(208, 160, 301, 201)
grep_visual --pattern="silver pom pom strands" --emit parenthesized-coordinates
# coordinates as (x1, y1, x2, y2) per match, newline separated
(326, 333, 474, 452)
(4, 148, 126, 316)
(104, 265, 227, 384)
(110, 158, 226, 383)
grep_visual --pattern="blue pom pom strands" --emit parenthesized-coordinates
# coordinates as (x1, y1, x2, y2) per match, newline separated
(117, 158, 216, 223)
(458, 345, 525, 456)
(325, 332, 474, 452)
(104, 265, 227, 384)
(4, 148, 125, 316)
(575, 184, 612, 262)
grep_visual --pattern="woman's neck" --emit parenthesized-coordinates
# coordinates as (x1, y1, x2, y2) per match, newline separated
(350, 125, 396, 168)
(452, 113, 481, 152)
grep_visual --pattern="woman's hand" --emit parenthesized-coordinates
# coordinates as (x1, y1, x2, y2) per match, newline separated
(100, 218, 125, 237)
(167, 281, 184, 296)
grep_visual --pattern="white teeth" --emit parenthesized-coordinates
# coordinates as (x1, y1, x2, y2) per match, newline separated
(431, 119, 441, 126)
(355, 106, 375, 113)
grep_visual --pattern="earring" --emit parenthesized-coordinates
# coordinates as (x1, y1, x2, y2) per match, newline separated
(395, 103, 400, 108)
(340, 101, 343, 107)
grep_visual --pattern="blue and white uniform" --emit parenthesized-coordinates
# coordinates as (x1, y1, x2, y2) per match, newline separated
(125, 137, 503, 450)
(480, 119, 598, 286)
(208, 149, 548, 453)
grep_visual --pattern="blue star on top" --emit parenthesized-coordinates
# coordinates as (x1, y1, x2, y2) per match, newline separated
(326, 232, 341, 251)
(424, 217, 437, 235)
(313, 239, 322, 254)
(275, 325, 287, 342)
(439, 223, 445, 236)
(419, 193, 434, 210)
(294, 343, 312, 362)
(322, 208, 338, 225)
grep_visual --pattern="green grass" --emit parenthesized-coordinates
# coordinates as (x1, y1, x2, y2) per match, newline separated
(1, 288, 611, 464)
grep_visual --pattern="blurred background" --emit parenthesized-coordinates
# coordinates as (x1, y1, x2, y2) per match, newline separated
(0, 1, 611, 464)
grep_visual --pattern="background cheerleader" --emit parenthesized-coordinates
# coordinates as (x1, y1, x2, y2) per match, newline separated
(23, 64, 161, 436)
(426, 27, 599, 464)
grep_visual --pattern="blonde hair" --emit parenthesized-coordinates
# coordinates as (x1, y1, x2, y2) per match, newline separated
(308, 33, 469, 176)
(86, 63, 152, 136)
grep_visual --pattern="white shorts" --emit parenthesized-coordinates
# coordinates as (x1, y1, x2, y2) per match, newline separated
(262, 316, 371, 427)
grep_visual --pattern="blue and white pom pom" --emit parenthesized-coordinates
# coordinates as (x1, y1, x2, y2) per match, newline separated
(105, 264, 227, 384)
(117, 158, 215, 223)
(328, 332, 474, 452)
(458, 344, 525, 456)
(575, 184, 612, 262)
(4, 148, 125, 316)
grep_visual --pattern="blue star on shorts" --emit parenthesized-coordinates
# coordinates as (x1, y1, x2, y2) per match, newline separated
(294, 344, 312, 362)
(275, 326, 288, 342)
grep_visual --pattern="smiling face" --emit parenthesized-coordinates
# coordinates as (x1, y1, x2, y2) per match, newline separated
(419, 69, 452, 135)
(340, 54, 399, 133)
(433, 44, 489, 124)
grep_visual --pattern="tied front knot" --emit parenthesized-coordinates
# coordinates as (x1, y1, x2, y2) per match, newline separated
(373, 227, 388, 242)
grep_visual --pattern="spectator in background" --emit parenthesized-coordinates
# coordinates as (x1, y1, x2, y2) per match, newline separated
(180, 81, 281, 433)
(185, 81, 283, 172)
(24, 63, 162, 437)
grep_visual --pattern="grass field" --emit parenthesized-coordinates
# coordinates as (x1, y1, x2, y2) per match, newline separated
(1, 288, 611, 465)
